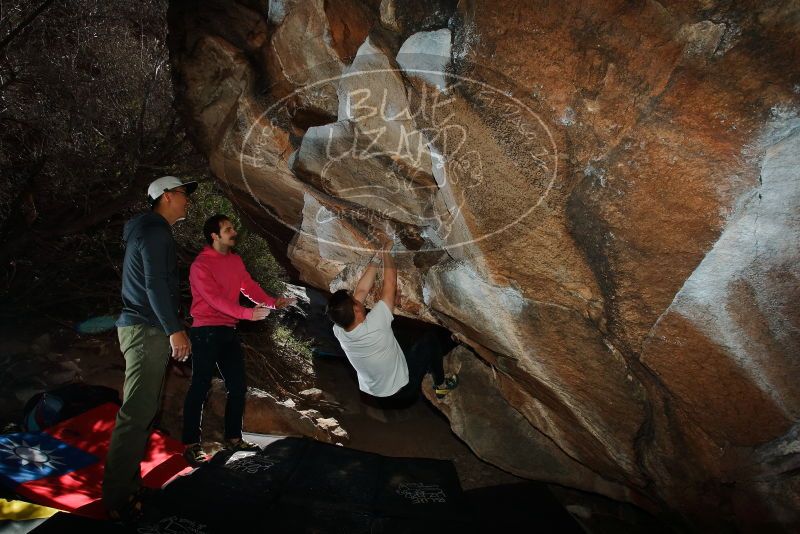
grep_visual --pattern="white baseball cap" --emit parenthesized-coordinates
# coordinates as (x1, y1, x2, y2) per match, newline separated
(147, 176, 198, 205)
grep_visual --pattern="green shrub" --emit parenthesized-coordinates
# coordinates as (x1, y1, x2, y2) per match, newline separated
(175, 179, 286, 296)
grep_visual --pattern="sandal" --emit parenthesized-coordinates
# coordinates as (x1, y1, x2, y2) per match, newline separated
(183, 443, 210, 466)
(107, 486, 158, 524)
(225, 437, 261, 452)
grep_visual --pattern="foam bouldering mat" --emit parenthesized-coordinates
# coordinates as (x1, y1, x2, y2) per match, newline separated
(75, 316, 118, 335)
(465, 482, 584, 532)
(0, 403, 190, 519)
(23, 511, 212, 534)
(157, 437, 471, 533)
(3, 430, 583, 533)
(0, 498, 58, 534)
(21, 511, 131, 533)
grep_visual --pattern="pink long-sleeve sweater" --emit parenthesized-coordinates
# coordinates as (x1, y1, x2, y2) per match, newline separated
(189, 246, 276, 327)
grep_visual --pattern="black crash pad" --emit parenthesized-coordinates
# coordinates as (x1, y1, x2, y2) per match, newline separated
(26, 437, 584, 533)
(157, 436, 469, 533)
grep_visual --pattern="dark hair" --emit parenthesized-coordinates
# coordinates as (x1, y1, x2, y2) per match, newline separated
(203, 214, 230, 245)
(327, 289, 356, 328)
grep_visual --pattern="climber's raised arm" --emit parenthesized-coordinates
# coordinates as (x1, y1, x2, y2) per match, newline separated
(380, 239, 396, 313)
(353, 256, 379, 303)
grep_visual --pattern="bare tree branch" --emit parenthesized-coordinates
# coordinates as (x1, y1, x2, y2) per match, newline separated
(0, 0, 56, 52)
(136, 60, 165, 153)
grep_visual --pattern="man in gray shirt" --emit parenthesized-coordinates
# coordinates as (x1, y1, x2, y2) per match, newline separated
(103, 176, 196, 522)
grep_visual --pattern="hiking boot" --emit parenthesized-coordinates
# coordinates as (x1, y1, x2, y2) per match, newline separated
(225, 437, 261, 452)
(183, 443, 210, 466)
(434, 374, 459, 399)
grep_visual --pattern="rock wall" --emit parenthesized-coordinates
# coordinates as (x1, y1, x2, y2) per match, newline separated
(167, 0, 800, 529)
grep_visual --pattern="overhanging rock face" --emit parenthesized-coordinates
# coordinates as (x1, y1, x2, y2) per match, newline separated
(167, 0, 800, 528)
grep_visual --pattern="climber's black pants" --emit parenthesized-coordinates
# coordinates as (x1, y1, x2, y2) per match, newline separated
(182, 326, 247, 444)
(378, 328, 454, 408)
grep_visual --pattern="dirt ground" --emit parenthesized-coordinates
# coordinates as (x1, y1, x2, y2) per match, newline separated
(309, 356, 669, 533)
(0, 321, 518, 492)
(310, 354, 522, 490)
(0, 320, 665, 533)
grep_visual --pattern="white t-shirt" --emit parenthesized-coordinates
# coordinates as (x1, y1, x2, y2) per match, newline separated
(333, 300, 409, 397)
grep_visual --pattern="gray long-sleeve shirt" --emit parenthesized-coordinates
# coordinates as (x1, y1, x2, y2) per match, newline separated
(116, 211, 183, 335)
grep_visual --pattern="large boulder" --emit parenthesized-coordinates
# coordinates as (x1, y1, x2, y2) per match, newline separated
(167, 0, 800, 529)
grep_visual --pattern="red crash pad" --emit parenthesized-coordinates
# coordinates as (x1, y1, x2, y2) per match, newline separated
(0, 402, 191, 519)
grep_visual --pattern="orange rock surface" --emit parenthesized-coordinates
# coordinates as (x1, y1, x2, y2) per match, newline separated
(167, 0, 800, 528)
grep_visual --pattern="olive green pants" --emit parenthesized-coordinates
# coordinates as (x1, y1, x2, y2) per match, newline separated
(102, 324, 169, 511)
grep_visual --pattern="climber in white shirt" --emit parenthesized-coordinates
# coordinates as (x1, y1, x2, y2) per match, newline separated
(327, 238, 458, 405)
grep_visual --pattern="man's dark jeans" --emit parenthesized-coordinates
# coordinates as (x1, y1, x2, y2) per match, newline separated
(379, 327, 455, 408)
(182, 326, 246, 444)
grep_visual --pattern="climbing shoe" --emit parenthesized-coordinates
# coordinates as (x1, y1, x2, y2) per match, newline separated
(434, 374, 459, 399)
(225, 437, 261, 452)
(183, 443, 210, 466)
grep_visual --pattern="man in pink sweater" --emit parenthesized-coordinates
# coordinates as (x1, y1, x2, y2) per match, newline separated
(182, 214, 294, 464)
